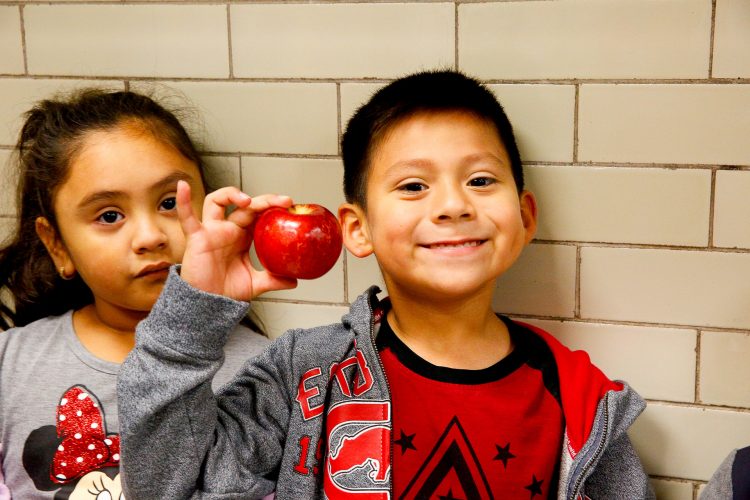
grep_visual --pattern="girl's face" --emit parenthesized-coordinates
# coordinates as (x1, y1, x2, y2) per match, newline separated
(42, 123, 205, 323)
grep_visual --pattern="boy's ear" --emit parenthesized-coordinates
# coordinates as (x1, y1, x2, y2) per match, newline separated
(519, 190, 538, 245)
(338, 203, 374, 258)
(35, 217, 75, 278)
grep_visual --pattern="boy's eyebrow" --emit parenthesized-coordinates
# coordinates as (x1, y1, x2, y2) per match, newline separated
(384, 158, 434, 173)
(76, 171, 194, 211)
(385, 153, 507, 174)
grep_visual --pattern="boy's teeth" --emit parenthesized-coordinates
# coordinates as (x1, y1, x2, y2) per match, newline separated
(431, 241, 480, 249)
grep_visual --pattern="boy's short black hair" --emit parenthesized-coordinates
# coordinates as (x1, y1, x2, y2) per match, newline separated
(342, 69, 524, 208)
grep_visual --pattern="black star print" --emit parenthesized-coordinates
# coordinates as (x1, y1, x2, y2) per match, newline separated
(524, 475, 544, 499)
(493, 442, 516, 468)
(439, 489, 463, 500)
(394, 429, 417, 455)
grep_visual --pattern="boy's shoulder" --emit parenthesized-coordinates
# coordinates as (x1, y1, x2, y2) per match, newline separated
(510, 319, 648, 457)
(512, 319, 614, 386)
(257, 286, 382, 365)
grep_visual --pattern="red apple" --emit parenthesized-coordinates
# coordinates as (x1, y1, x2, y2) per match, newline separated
(253, 204, 343, 280)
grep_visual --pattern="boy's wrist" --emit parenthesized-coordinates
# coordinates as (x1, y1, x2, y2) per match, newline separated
(142, 267, 250, 358)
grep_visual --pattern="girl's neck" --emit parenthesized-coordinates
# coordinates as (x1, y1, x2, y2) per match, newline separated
(384, 289, 512, 370)
(72, 303, 143, 363)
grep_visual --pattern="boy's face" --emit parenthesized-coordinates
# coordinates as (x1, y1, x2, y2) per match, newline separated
(340, 110, 537, 303)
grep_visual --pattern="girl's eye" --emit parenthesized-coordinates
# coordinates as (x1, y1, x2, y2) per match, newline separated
(469, 177, 496, 187)
(160, 196, 177, 211)
(97, 211, 123, 224)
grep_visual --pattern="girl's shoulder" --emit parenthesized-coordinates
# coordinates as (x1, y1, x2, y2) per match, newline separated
(0, 311, 73, 351)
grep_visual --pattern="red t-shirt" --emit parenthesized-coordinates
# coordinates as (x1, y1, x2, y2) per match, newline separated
(376, 316, 564, 499)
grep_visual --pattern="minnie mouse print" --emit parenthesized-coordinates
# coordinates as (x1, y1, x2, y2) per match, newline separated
(22, 386, 123, 499)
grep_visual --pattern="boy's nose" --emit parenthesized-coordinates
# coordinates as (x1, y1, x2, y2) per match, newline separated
(131, 216, 168, 253)
(433, 185, 475, 222)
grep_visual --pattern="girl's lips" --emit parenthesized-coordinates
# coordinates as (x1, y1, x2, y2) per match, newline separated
(136, 262, 172, 278)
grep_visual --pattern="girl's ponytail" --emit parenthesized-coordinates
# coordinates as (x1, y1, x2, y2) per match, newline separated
(0, 102, 94, 330)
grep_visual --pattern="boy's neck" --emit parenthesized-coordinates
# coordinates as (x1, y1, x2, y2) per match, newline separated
(384, 289, 512, 370)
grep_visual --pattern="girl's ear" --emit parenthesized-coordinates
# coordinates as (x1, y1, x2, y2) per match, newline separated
(338, 203, 374, 258)
(35, 217, 75, 278)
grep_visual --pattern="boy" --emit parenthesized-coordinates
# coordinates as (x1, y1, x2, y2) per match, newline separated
(118, 70, 653, 499)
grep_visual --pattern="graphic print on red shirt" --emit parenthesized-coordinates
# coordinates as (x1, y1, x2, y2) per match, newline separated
(376, 315, 564, 500)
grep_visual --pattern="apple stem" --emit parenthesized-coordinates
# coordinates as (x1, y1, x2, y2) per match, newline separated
(290, 204, 314, 215)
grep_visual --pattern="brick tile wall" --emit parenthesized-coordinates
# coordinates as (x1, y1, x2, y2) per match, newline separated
(1, 1, 748, 496)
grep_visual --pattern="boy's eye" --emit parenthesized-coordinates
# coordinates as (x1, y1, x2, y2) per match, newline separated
(468, 177, 496, 187)
(399, 182, 427, 192)
(97, 211, 123, 224)
(160, 197, 177, 211)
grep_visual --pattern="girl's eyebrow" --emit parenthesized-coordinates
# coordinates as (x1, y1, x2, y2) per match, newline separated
(150, 171, 195, 192)
(76, 171, 194, 212)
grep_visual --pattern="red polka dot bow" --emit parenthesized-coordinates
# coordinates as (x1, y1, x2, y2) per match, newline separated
(51, 385, 120, 484)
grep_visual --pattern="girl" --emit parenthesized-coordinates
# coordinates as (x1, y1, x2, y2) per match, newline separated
(0, 89, 282, 499)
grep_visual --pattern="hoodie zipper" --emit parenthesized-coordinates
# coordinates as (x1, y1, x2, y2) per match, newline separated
(569, 392, 610, 500)
(366, 297, 394, 500)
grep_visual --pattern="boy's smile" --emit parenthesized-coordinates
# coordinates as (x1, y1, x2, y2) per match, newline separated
(343, 110, 537, 304)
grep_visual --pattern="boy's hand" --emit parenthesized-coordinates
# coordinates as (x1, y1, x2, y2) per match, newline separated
(176, 180, 298, 301)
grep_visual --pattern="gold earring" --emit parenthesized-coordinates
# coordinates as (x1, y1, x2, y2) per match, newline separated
(59, 266, 74, 281)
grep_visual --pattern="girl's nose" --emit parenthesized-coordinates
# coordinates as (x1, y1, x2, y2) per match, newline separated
(131, 216, 168, 253)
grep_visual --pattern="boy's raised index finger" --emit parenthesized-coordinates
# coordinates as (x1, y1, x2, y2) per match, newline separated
(176, 180, 202, 236)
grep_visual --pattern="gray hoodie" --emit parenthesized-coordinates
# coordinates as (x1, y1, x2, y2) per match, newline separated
(118, 269, 654, 499)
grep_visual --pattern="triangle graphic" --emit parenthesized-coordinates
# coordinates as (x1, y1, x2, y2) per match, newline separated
(401, 416, 493, 500)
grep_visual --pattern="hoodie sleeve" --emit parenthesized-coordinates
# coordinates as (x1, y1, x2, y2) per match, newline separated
(570, 382, 654, 500)
(117, 268, 292, 499)
(582, 432, 655, 499)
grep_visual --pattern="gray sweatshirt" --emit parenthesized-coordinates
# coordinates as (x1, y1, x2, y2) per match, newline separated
(118, 269, 654, 499)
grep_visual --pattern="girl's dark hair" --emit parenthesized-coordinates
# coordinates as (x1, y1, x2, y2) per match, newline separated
(0, 89, 264, 334)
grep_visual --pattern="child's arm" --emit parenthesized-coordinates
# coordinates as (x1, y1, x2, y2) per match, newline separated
(118, 184, 298, 498)
(119, 276, 295, 499)
(582, 433, 655, 499)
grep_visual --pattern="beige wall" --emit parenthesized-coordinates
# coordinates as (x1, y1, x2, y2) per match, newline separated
(1, 0, 749, 496)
